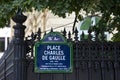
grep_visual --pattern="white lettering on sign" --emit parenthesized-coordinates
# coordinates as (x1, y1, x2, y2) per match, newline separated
(44, 51, 64, 55)
(48, 36, 60, 41)
(42, 56, 48, 60)
(49, 56, 65, 60)
(41, 45, 66, 61)
(47, 45, 61, 50)
(48, 37, 53, 41)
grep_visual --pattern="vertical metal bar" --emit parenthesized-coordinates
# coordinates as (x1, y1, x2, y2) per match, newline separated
(114, 43, 118, 80)
(74, 28, 79, 80)
(68, 31, 72, 41)
(76, 68, 79, 80)
(63, 74, 66, 80)
(75, 42, 79, 80)
(87, 63, 90, 80)
(114, 62, 118, 80)
(88, 44, 92, 80)
(12, 9, 27, 80)
(86, 45, 89, 80)
(100, 61, 105, 80)
(37, 28, 41, 41)
(51, 74, 54, 80)
(88, 62, 92, 80)
(4, 58, 6, 80)
(31, 32, 34, 58)
(37, 74, 40, 80)
(63, 28, 67, 38)
(100, 43, 105, 80)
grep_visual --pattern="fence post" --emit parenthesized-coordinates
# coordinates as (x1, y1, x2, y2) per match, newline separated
(12, 9, 27, 80)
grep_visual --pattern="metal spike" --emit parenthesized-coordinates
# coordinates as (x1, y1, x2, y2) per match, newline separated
(88, 31, 92, 41)
(44, 31, 46, 36)
(63, 28, 67, 37)
(81, 31, 85, 41)
(37, 28, 41, 40)
(31, 32, 34, 40)
(68, 31, 72, 41)
(50, 28, 53, 32)
(74, 28, 78, 41)
(74, 28, 78, 33)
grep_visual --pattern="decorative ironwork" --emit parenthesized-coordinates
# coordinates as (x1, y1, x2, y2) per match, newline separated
(23, 25, 120, 80)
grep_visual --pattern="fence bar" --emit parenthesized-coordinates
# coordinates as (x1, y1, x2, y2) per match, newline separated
(100, 43, 105, 80)
(37, 74, 40, 80)
(75, 33, 79, 80)
(50, 74, 54, 80)
(114, 44, 118, 80)
(88, 44, 92, 80)
(12, 9, 27, 80)
(63, 74, 66, 80)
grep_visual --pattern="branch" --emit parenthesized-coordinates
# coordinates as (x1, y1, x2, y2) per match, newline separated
(72, 14, 78, 34)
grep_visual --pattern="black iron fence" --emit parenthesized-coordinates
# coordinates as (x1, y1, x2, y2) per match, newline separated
(0, 40, 14, 80)
(0, 10, 120, 80)
(25, 28, 120, 80)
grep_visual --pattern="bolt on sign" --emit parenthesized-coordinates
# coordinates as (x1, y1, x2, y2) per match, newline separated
(34, 32, 73, 73)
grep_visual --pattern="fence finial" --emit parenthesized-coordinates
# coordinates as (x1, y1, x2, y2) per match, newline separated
(81, 31, 85, 41)
(37, 28, 41, 40)
(12, 8, 27, 24)
(74, 28, 78, 41)
(68, 31, 72, 41)
(88, 29, 92, 41)
(63, 28, 67, 37)
(50, 28, 53, 32)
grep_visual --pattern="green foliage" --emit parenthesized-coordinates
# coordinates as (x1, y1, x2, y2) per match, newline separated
(80, 17, 91, 30)
(0, 0, 97, 27)
(0, 0, 120, 41)
(112, 32, 120, 42)
(80, 16, 101, 30)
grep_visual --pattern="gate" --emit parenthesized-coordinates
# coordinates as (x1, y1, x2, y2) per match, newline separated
(0, 10, 120, 80)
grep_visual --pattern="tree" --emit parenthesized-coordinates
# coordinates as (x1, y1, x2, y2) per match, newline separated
(0, 0, 120, 41)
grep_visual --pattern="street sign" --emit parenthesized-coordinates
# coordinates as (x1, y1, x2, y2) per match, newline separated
(34, 32, 73, 73)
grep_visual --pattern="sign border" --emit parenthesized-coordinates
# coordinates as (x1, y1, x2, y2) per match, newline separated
(34, 32, 73, 73)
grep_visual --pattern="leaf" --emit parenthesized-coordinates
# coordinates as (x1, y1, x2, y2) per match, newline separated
(80, 17, 92, 30)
